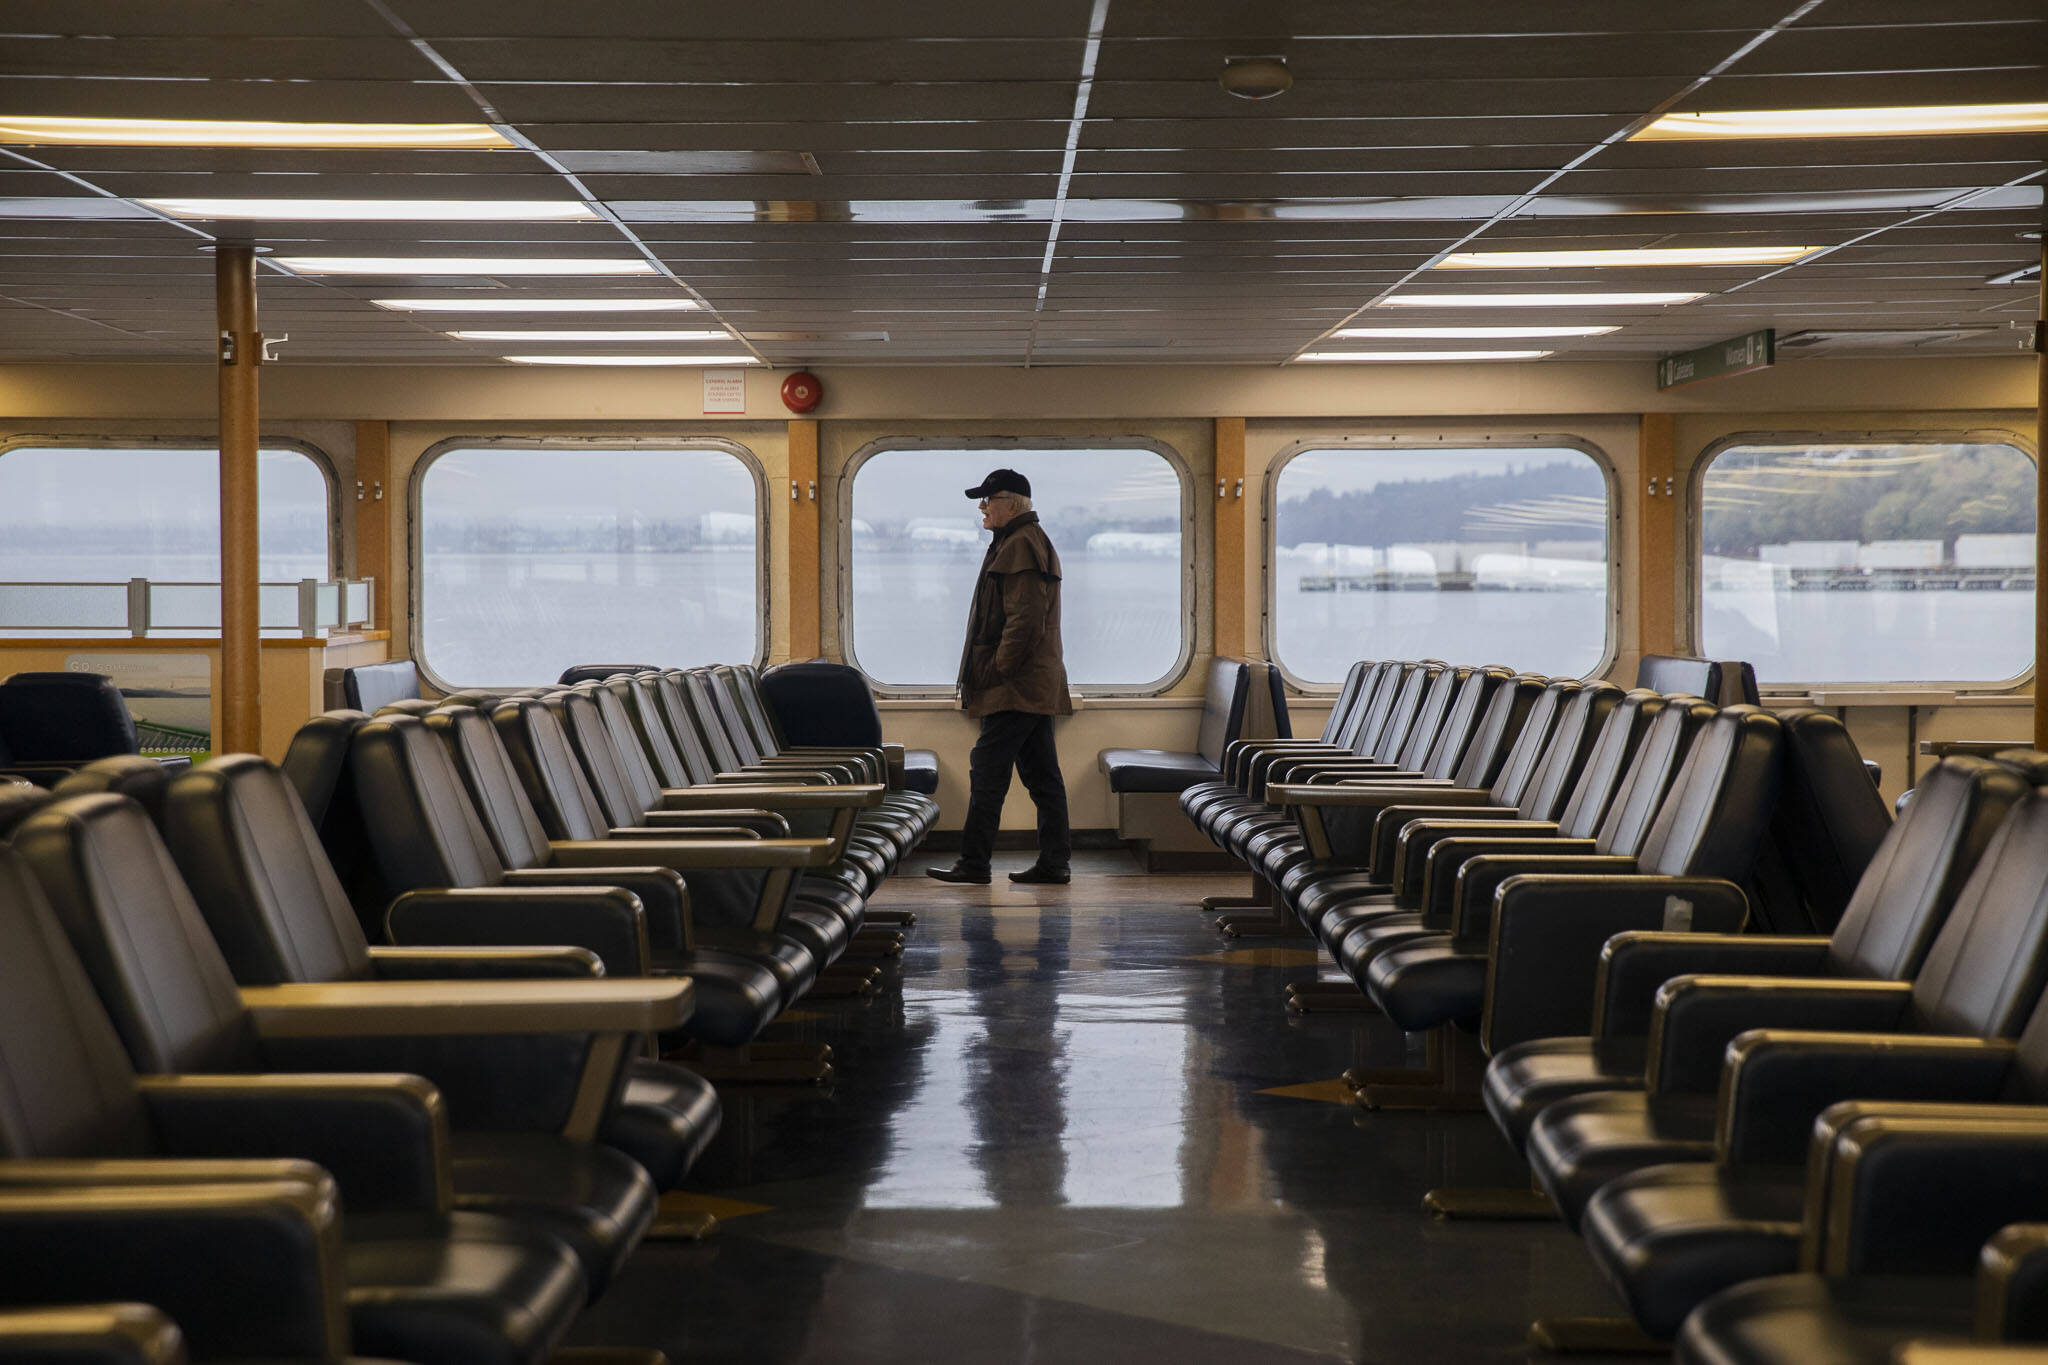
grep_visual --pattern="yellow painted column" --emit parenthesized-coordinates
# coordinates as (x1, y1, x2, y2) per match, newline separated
(2034, 248, 2047, 748)
(354, 420, 391, 635)
(1214, 416, 1249, 659)
(1638, 411, 1678, 663)
(216, 246, 262, 753)
(787, 418, 821, 662)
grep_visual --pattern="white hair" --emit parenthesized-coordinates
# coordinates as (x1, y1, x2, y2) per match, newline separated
(998, 492, 1033, 513)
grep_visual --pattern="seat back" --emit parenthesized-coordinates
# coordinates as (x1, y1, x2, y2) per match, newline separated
(1509, 681, 1623, 818)
(1590, 696, 1720, 855)
(0, 671, 138, 761)
(1634, 705, 1784, 881)
(1486, 679, 1583, 812)
(1194, 658, 1253, 767)
(1269, 660, 1295, 741)
(1904, 791, 2048, 1039)
(20, 792, 266, 1072)
(681, 670, 755, 771)
(1455, 673, 1549, 793)
(348, 714, 509, 893)
(52, 755, 173, 826)
(712, 665, 780, 757)
(421, 705, 558, 871)
(1417, 666, 1501, 781)
(598, 675, 692, 788)
(0, 842, 152, 1158)
(1751, 709, 1896, 934)
(556, 663, 659, 686)
(1634, 654, 1723, 701)
(337, 659, 419, 713)
(0, 782, 57, 837)
(1393, 663, 1463, 772)
(651, 671, 725, 784)
(161, 755, 377, 987)
(1356, 662, 1430, 759)
(488, 696, 616, 843)
(759, 662, 887, 748)
(1336, 661, 1399, 752)
(546, 689, 661, 831)
(1549, 689, 1666, 831)
(582, 683, 673, 816)
(1821, 755, 2033, 982)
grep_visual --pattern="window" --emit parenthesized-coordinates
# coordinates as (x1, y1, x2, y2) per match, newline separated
(1271, 444, 1611, 684)
(0, 443, 332, 635)
(416, 443, 762, 687)
(1698, 438, 2035, 685)
(846, 444, 1188, 690)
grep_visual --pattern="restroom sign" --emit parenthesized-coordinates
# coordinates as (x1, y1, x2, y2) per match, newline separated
(702, 369, 746, 414)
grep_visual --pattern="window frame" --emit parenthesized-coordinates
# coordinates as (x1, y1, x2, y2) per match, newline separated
(1263, 434, 1620, 692)
(837, 435, 1198, 698)
(0, 432, 342, 580)
(407, 434, 769, 692)
(1686, 427, 2039, 696)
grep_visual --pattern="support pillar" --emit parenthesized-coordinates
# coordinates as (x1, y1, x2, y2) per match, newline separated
(1638, 411, 1678, 665)
(354, 420, 391, 633)
(2035, 246, 2047, 749)
(785, 418, 821, 661)
(216, 245, 262, 753)
(1213, 416, 1251, 659)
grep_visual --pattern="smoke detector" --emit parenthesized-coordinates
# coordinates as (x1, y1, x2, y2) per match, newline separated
(1220, 56, 1291, 100)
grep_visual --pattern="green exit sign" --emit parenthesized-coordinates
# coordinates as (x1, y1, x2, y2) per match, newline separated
(1657, 328, 1774, 390)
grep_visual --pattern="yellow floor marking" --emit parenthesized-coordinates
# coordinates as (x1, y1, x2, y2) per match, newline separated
(1256, 1078, 1357, 1105)
(660, 1191, 771, 1221)
(1182, 948, 1325, 967)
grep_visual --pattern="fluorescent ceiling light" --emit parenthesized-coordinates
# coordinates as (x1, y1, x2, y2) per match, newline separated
(0, 116, 512, 149)
(503, 354, 759, 366)
(1633, 102, 2048, 141)
(1437, 246, 1819, 269)
(1376, 292, 1704, 307)
(1296, 350, 1553, 362)
(447, 329, 729, 342)
(142, 198, 596, 222)
(277, 257, 654, 276)
(1333, 325, 1616, 339)
(374, 297, 698, 313)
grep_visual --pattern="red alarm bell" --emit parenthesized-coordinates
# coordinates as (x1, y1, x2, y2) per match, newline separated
(780, 370, 823, 414)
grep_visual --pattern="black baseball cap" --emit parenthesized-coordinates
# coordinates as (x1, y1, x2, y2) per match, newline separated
(964, 468, 1030, 500)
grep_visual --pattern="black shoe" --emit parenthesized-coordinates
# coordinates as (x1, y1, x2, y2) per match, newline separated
(926, 863, 991, 885)
(1008, 864, 1071, 885)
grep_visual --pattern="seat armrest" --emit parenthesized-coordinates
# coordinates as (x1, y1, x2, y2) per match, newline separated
(136, 1074, 448, 1220)
(1226, 738, 1344, 784)
(1979, 1222, 2048, 1342)
(1266, 780, 1457, 861)
(609, 824, 761, 840)
(1268, 780, 1462, 805)
(549, 836, 837, 870)
(880, 742, 907, 790)
(0, 1171, 346, 1362)
(637, 807, 790, 836)
(1383, 808, 1527, 894)
(1811, 1105, 2048, 1277)
(714, 769, 826, 786)
(1592, 933, 1833, 1040)
(0, 1303, 183, 1364)
(1480, 873, 1748, 1054)
(239, 977, 694, 1038)
(661, 783, 886, 811)
(386, 885, 652, 976)
(1715, 1031, 2015, 1165)
(1646, 976, 1916, 1095)
(1419, 834, 1585, 925)
(367, 945, 605, 980)
(1446, 848, 1617, 940)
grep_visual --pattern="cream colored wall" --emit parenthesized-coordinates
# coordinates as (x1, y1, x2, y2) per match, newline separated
(0, 353, 2036, 823)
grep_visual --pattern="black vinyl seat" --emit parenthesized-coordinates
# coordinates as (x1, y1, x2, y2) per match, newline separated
(0, 837, 590, 1365)
(16, 787, 671, 1300)
(1178, 659, 1374, 833)
(1097, 656, 1251, 794)
(0, 1303, 189, 1364)
(335, 660, 419, 713)
(50, 755, 175, 825)
(759, 659, 942, 797)
(1551, 786, 2048, 1338)
(1483, 753, 2032, 1159)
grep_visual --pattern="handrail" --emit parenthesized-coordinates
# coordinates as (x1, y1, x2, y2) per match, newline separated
(0, 577, 374, 638)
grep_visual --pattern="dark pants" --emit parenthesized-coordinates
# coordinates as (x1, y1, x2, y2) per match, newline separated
(958, 710, 1070, 873)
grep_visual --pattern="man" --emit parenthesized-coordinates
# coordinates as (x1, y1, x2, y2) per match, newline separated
(927, 468, 1073, 886)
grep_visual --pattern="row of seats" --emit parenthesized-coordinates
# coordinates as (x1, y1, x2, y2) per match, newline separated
(1184, 656, 2048, 1359)
(0, 662, 934, 1361)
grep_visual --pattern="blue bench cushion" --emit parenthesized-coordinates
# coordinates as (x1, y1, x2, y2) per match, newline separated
(1098, 748, 1221, 793)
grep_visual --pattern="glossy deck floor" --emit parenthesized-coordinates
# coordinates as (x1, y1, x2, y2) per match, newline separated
(570, 851, 1656, 1363)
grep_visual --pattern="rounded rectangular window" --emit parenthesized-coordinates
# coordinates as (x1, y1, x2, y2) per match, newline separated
(847, 445, 1187, 690)
(1699, 439, 2035, 685)
(417, 444, 761, 686)
(1272, 445, 1611, 684)
(0, 443, 331, 635)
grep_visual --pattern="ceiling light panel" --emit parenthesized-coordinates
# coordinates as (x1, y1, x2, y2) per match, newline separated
(446, 330, 730, 341)
(373, 297, 700, 312)
(1436, 246, 1822, 269)
(0, 117, 515, 149)
(1296, 350, 1554, 362)
(140, 199, 598, 221)
(1375, 292, 1706, 307)
(503, 354, 760, 366)
(1333, 325, 1618, 339)
(1633, 103, 2048, 141)
(276, 257, 656, 276)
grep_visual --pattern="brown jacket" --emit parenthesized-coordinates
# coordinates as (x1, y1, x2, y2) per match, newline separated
(957, 511, 1071, 718)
